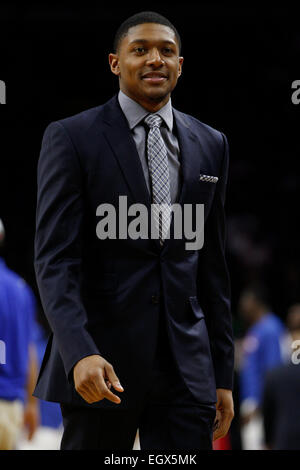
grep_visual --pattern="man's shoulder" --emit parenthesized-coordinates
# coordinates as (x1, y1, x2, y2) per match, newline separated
(46, 95, 117, 137)
(173, 107, 225, 144)
(57, 101, 109, 132)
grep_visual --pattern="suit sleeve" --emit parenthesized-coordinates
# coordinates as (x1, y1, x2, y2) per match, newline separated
(197, 132, 234, 390)
(34, 121, 100, 379)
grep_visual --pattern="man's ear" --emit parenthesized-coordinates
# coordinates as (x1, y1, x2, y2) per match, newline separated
(178, 56, 184, 77)
(108, 53, 120, 76)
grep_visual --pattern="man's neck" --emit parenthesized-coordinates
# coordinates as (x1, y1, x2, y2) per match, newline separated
(119, 88, 170, 113)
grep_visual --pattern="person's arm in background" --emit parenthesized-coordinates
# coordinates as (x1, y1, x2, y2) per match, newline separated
(23, 343, 40, 440)
(22, 286, 40, 440)
(197, 133, 234, 440)
(241, 325, 284, 422)
(239, 334, 261, 425)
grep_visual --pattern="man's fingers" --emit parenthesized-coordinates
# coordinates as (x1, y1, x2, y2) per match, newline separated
(213, 409, 221, 432)
(76, 376, 120, 404)
(73, 357, 123, 404)
(213, 409, 222, 440)
(101, 384, 121, 403)
(213, 411, 233, 441)
(76, 382, 102, 404)
(105, 379, 112, 389)
(105, 363, 124, 392)
(94, 372, 122, 404)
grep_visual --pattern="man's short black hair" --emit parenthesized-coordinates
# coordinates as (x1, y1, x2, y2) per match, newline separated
(113, 11, 182, 54)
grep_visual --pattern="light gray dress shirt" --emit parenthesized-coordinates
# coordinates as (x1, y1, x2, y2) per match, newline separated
(118, 90, 181, 204)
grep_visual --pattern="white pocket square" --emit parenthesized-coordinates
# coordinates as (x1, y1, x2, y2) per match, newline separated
(199, 173, 218, 183)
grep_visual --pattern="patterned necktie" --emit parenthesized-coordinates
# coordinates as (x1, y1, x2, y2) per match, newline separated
(144, 114, 171, 245)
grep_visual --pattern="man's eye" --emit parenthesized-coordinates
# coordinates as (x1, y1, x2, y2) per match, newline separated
(135, 47, 146, 54)
(162, 48, 173, 54)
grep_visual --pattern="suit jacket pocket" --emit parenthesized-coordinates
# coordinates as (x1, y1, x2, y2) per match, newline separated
(198, 179, 217, 194)
(199, 173, 218, 184)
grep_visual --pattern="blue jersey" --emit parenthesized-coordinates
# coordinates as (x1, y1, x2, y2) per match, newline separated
(0, 258, 36, 401)
(240, 312, 285, 406)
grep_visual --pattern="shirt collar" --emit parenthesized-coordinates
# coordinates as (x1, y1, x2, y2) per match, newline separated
(118, 90, 173, 132)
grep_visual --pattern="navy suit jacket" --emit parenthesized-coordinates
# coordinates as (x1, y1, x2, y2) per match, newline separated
(33, 94, 234, 409)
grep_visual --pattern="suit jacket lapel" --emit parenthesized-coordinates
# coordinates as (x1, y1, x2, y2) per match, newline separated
(173, 107, 203, 207)
(100, 97, 202, 210)
(101, 95, 152, 211)
(93, 96, 204, 251)
(97, 95, 161, 250)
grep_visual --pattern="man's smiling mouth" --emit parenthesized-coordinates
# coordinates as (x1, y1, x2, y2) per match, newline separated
(141, 72, 168, 83)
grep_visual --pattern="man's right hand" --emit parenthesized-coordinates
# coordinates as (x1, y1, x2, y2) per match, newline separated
(73, 355, 124, 404)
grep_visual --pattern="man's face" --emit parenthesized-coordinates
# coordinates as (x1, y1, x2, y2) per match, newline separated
(109, 23, 183, 110)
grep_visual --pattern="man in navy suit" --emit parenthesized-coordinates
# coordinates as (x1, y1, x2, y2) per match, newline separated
(34, 11, 234, 450)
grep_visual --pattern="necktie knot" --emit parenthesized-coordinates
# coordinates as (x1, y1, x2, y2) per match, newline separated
(144, 114, 162, 129)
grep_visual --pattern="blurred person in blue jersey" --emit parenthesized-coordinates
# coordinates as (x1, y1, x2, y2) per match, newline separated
(0, 219, 40, 450)
(262, 303, 300, 450)
(238, 283, 285, 449)
(17, 322, 63, 449)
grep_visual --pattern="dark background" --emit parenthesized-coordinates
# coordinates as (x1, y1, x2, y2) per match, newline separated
(0, 3, 299, 333)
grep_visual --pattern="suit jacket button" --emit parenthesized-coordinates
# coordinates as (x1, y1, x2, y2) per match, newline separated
(151, 295, 159, 304)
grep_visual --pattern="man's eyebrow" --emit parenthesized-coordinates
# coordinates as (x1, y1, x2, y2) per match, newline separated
(128, 39, 176, 46)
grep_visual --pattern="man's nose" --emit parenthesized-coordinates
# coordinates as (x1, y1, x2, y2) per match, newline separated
(146, 48, 164, 66)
